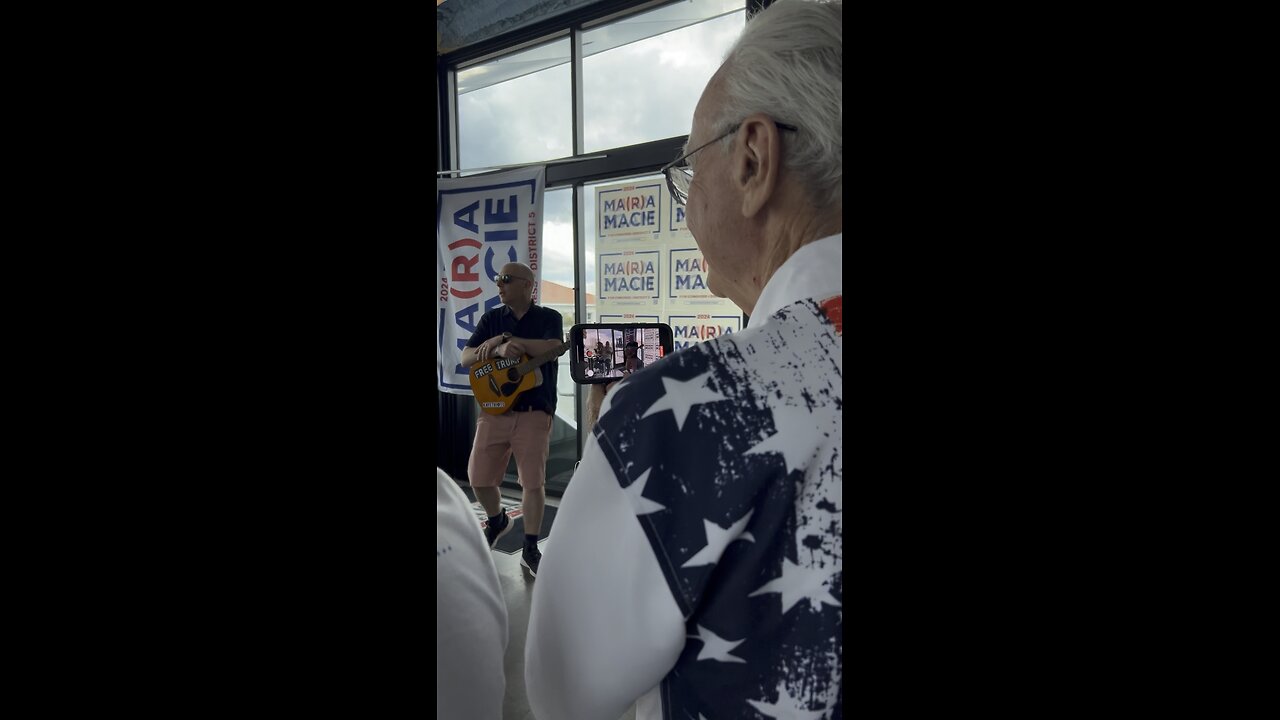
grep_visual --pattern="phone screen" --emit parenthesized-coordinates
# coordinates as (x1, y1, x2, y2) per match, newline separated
(571, 323, 672, 384)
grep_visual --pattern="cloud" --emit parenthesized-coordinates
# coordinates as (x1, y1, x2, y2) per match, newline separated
(455, 10, 746, 299)
(457, 12, 742, 168)
(457, 63, 574, 170)
(582, 14, 743, 152)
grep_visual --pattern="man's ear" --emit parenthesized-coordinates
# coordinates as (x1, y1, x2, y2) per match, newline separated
(733, 114, 783, 218)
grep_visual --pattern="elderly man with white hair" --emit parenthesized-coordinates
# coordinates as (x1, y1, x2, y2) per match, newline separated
(526, 1, 843, 718)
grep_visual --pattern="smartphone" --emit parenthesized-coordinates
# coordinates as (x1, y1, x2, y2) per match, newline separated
(570, 323, 674, 384)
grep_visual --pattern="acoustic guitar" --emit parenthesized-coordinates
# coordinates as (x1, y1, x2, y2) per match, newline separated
(469, 340, 571, 415)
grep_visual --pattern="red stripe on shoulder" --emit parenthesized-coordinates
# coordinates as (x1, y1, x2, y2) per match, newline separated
(818, 295, 842, 336)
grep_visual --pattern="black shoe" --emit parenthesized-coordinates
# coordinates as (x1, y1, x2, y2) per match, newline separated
(484, 512, 512, 548)
(521, 545, 541, 577)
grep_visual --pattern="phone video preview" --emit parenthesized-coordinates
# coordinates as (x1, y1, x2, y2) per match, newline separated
(580, 327, 663, 380)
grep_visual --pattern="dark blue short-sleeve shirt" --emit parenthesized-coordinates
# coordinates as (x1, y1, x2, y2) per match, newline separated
(466, 304, 563, 413)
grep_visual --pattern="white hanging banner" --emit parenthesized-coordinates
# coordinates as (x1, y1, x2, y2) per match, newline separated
(437, 166, 545, 394)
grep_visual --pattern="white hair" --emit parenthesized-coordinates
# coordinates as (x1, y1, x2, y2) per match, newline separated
(714, 0, 842, 209)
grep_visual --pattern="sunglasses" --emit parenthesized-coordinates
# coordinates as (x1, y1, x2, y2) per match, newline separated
(495, 274, 531, 285)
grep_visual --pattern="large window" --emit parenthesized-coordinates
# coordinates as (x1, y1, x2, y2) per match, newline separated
(441, 1, 749, 494)
(541, 188, 577, 432)
(456, 38, 573, 170)
(583, 0, 745, 152)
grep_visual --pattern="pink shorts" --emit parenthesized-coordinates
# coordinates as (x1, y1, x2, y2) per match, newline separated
(467, 410, 553, 490)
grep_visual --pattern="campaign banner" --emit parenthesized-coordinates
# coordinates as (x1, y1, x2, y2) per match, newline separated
(667, 313, 743, 350)
(598, 249, 660, 301)
(437, 166, 545, 394)
(668, 247, 716, 298)
(597, 182, 663, 240)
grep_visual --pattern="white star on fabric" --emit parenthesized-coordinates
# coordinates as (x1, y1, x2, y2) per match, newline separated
(745, 682, 831, 720)
(745, 402, 821, 473)
(748, 558, 841, 614)
(623, 467, 666, 515)
(681, 510, 756, 568)
(688, 624, 747, 664)
(641, 372, 726, 431)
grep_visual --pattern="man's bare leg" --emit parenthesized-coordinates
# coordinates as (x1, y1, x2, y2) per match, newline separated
(474, 486, 502, 518)
(523, 485, 545, 539)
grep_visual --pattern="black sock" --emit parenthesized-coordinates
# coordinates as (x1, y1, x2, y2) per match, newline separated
(490, 512, 505, 525)
(525, 534, 539, 548)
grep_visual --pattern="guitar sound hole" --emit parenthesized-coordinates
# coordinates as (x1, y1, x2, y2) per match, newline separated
(508, 368, 520, 382)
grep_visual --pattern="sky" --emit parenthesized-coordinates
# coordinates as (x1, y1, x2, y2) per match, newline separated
(453, 9, 745, 293)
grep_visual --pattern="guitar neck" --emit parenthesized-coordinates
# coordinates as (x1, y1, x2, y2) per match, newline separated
(515, 341, 571, 375)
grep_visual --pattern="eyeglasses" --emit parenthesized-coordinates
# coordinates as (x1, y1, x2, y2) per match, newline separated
(495, 274, 531, 285)
(661, 121, 798, 206)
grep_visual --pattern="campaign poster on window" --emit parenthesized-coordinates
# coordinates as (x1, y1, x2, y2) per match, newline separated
(600, 313, 660, 323)
(597, 181, 663, 241)
(668, 247, 716, 299)
(667, 312, 743, 350)
(668, 190, 689, 235)
(598, 249, 661, 301)
(593, 176, 743, 348)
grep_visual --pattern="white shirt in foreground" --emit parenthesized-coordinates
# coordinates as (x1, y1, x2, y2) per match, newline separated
(437, 468, 508, 720)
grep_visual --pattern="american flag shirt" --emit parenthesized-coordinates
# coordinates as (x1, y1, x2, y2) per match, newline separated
(527, 234, 842, 720)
